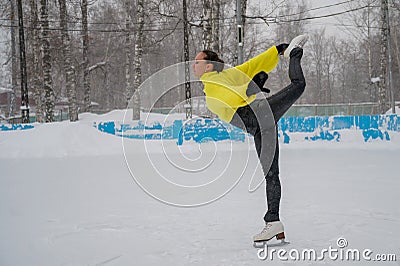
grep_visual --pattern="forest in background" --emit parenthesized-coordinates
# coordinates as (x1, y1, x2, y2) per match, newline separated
(0, 0, 399, 122)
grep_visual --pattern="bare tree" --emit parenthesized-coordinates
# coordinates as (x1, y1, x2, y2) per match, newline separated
(132, 0, 144, 119)
(81, 0, 90, 112)
(392, 21, 400, 102)
(58, 0, 78, 121)
(4, 0, 395, 115)
(324, 37, 337, 104)
(201, 0, 220, 52)
(272, 0, 309, 92)
(211, 0, 220, 53)
(341, 0, 380, 101)
(124, 0, 133, 107)
(28, 0, 44, 122)
(310, 29, 324, 103)
(307, 31, 337, 104)
(132, 0, 145, 120)
(332, 41, 348, 103)
(40, 0, 54, 122)
(378, 0, 389, 113)
(202, 0, 212, 50)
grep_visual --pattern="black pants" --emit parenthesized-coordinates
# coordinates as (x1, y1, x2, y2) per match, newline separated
(230, 48, 305, 223)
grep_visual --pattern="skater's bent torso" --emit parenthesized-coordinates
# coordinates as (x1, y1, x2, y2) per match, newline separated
(200, 46, 279, 123)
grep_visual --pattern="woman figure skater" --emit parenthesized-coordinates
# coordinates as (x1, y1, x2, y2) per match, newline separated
(192, 35, 308, 243)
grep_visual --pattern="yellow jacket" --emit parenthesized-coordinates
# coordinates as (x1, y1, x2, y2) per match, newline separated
(200, 46, 279, 122)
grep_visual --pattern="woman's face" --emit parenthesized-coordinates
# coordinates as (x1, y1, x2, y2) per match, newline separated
(192, 52, 213, 78)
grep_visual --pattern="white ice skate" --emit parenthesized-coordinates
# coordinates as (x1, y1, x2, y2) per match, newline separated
(253, 221, 289, 248)
(283, 34, 309, 58)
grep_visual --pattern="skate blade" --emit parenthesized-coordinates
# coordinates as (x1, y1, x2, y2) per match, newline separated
(253, 239, 290, 249)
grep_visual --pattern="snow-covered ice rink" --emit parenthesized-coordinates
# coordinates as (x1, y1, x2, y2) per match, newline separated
(1, 112, 399, 265)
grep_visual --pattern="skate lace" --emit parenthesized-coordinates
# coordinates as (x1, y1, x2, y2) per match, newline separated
(261, 223, 273, 233)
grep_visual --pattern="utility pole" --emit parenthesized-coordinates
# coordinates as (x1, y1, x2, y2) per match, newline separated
(183, 0, 192, 119)
(386, 2, 395, 113)
(16, 0, 29, 123)
(236, 0, 244, 64)
(9, 0, 17, 118)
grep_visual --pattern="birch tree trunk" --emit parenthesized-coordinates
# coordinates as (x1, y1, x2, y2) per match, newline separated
(366, 0, 376, 102)
(81, 0, 91, 112)
(59, 0, 78, 121)
(219, 1, 225, 57)
(393, 28, 400, 93)
(211, 0, 220, 52)
(325, 39, 335, 104)
(378, 0, 388, 113)
(29, 0, 44, 122)
(202, 0, 212, 50)
(124, 1, 133, 107)
(40, 0, 54, 122)
(367, 0, 373, 81)
(132, 0, 143, 120)
(202, 0, 220, 52)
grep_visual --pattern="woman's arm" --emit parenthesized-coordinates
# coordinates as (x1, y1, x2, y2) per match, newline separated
(235, 46, 279, 79)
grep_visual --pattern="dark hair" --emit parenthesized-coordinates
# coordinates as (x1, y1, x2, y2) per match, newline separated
(202, 50, 225, 72)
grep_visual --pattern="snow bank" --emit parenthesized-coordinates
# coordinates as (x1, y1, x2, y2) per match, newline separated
(1, 110, 399, 160)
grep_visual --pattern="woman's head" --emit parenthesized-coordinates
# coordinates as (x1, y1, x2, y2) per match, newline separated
(192, 50, 224, 77)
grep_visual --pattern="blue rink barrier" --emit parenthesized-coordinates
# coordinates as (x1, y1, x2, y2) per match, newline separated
(95, 119, 246, 145)
(0, 124, 34, 131)
(95, 114, 399, 145)
(277, 114, 399, 143)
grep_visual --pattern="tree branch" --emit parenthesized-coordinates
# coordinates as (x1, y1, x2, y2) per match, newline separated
(149, 18, 182, 46)
(88, 61, 107, 72)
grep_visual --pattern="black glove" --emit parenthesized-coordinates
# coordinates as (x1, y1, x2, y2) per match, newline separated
(246, 71, 270, 97)
(276, 43, 289, 55)
(260, 87, 271, 94)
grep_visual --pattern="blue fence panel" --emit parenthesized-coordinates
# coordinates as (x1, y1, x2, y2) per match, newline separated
(0, 124, 34, 131)
(331, 116, 353, 130)
(95, 114, 399, 145)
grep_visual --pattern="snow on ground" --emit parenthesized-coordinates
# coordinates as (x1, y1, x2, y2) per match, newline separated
(1, 111, 400, 265)
(385, 106, 400, 115)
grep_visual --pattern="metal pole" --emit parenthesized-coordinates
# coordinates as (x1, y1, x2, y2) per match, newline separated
(386, 3, 395, 113)
(9, 0, 17, 118)
(16, 0, 29, 123)
(236, 0, 243, 65)
(183, 0, 192, 119)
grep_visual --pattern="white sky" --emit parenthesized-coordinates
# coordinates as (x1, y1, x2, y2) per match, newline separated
(247, 0, 365, 41)
(307, 0, 354, 37)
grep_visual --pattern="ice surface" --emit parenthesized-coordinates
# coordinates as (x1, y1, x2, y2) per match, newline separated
(0, 111, 399, 265)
